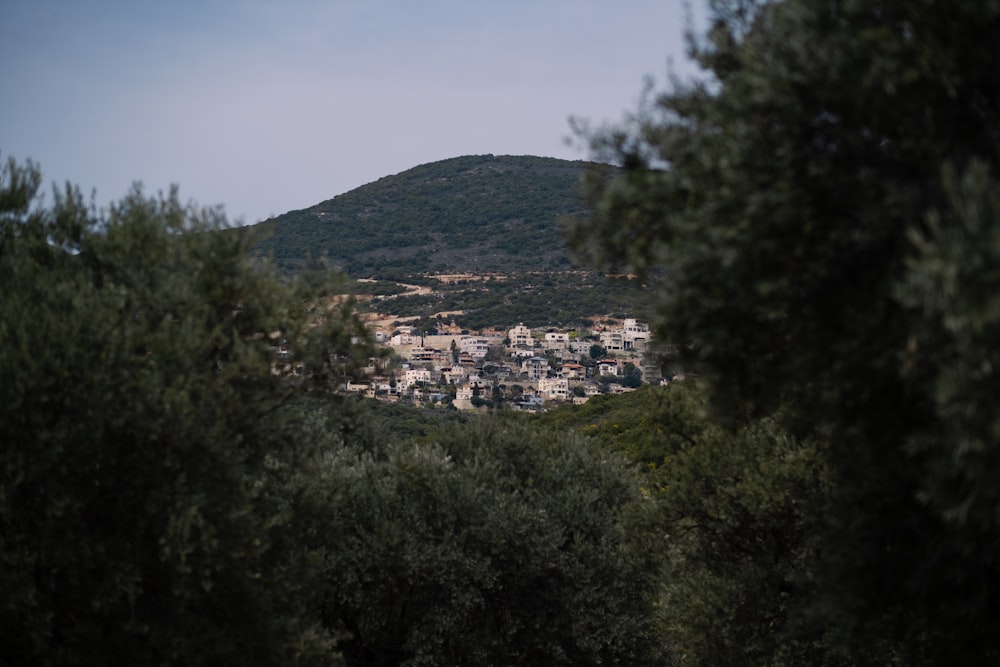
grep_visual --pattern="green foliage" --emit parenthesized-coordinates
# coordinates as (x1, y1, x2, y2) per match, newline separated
(621, 362, 643, 388)
(350, 279, 409, 297)
(312, 418, 668, 666)
(244, 153, 651, 329)
(655, 409, 835, 666)
(531, 384, 713, 468)
(536, 383, 838, 664)
(572, 0, 1000, 661)
(359, 271, 649, 330)
(250, 155, 597, 276)
(0, 156, 372, 666)
(348, 396, 477, 445)
(0, 154, 672, 666)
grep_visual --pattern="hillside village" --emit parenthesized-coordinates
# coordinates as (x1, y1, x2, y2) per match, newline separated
(343, 317, 667, 411)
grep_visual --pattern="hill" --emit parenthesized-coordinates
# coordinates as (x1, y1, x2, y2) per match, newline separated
(248, 154, 596, 276)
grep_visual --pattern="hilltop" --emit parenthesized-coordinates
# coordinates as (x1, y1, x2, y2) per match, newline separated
(248, 154, 598, 276)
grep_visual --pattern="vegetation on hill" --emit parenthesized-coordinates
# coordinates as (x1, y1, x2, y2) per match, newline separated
(249, 154, 651, 328)
(250, 154, 595, 276)
(356, 271, 649, 330)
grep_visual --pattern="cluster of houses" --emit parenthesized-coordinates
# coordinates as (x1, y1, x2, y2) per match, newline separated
(344, 318, 662, 411)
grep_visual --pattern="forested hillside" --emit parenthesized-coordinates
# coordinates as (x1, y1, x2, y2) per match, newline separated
(250, 154, 594, 276)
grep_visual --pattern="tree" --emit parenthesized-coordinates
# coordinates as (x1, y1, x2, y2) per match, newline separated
(572, 0, 1000, 662)
(0, 156, 372, 666)
(533, 383, 835, 665)
(313, 418, 668, 666)
(621, 362, 643, 388)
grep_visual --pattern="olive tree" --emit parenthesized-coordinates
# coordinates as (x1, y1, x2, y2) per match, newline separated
(571, 0, 1000, 661)
(0, 155, 369, 666)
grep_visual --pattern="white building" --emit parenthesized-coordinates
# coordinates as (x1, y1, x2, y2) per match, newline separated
(543, 332, 569, 350)
(389, 331, 417, 346)
(623, 318, 650, 350)
(597, 359, 620, 376)
(538, 377, 569, 401)
(460, 336, 491, 359)
(400, 368, 432, 391)
(507, 323, 533, 348)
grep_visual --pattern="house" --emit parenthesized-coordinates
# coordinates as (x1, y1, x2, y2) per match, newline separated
(559, 362, 585, 379)
(441, 366, 467, 384)
(389, 331, 417, 346)
(521, 357, 549, 380)
(599, 331, 625, 352)
(345, 381, 372, 394)
(514, 395, 545, 411)
(623, 318, 651, 350)
(484, 364, 513, 379)
(400, 368, 431, 391)
(407, 346, 445, 365)
(542, 332, 569, 351)
(508, 323, 532, 347)
(538, 377, 569, 401)
(597, 359, 619, 376)
(460, 336, 491, 359)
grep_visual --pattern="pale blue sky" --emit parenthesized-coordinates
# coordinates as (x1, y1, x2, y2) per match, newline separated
(2, 1, 705, 223)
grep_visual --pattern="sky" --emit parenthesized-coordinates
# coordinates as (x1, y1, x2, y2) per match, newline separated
(1, 1, 706, 225)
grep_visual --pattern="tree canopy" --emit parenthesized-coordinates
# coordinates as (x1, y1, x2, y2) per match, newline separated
(0, 156, 379, 665)
(0, 154, 668, 665)
(572, 0, 1000, 662)
(316, 417, 667, 666)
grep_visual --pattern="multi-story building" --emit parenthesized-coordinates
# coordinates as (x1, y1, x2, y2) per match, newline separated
(399, 368, 432, 391)
(543, 332, 569, 351)
(623, 318, 650, 350)
(538, 377, 569, 401)
(521, 356, 549, 380)
(460, 336, 491, 359)
(597, 359, 620, 376)
(441, 366, 467, 384)
(507, 323, 533, 348)
(599, 331, 625, 352)
(389, 331, 417, 346)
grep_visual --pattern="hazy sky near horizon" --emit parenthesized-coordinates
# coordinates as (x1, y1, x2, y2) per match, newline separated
(2, 1, 706, 224)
